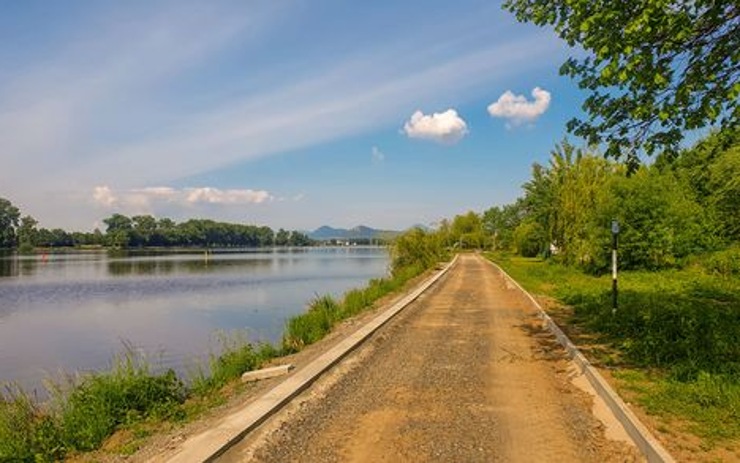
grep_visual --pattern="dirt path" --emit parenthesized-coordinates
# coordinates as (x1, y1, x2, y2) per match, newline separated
(219, 254, 641, 462)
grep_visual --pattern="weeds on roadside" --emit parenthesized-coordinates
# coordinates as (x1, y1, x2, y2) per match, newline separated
(0, 351, 185, 461)
(281, 262, 427, 354)
(53, 354, 186, 452)
(0, 385, 62, 462)
(190, 332, 278, 395)
(282, 294, 342, 352)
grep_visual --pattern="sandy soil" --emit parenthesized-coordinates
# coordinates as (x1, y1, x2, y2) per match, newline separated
(218, 254, 642, 462)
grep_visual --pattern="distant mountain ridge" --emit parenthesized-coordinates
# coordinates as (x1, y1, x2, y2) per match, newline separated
(309, 225, 400, 241)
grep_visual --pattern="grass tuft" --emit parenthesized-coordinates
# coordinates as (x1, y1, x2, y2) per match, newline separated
(1, 351, 185, 461)
(54, 354, 186, 452)
(282, 295, 342, 353)
(0, 386, 63, 462)
(190, 332, 278, 395)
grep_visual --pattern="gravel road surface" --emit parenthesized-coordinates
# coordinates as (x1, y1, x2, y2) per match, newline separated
(219, 254, 641, 462)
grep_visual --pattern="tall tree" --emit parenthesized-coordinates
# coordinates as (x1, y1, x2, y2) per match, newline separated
(17, 215, 38, 246)
(275, 228, 290, 246)
(504, 0, 740, 167)
(103, 213, 133, 247)
(483, 201, 525, 251)
(0, 197, 21, 248)
(132, 215, 157, 246)
(450, 211, 488, 249)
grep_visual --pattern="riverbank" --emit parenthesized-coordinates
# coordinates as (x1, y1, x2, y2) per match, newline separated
(0, 251, 438, 461)
(487, 252, 740, 462)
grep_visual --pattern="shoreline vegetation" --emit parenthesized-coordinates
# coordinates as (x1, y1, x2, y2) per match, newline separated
(0, 228, 448, 461)
(0, 211, 316, 251)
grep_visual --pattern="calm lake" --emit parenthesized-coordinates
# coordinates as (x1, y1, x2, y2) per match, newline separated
(0, 247, 389, 391)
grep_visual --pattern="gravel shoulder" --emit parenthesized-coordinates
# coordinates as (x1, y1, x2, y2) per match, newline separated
(218, 254, 643, 462)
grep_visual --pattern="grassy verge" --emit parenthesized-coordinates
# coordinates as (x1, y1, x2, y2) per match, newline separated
(487, 252, 740, 452)
(281, 262, 425, 352)
(0, 257, 438, 461)
(1, 352, 186, 461)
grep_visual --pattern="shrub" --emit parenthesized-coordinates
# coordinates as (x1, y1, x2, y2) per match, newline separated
(282, 295, 341, 353)
(191, 333, 278, 394)
(55, 354, 185, 451)
(700, 246, 740, 277)
(0, 386, 64, 462)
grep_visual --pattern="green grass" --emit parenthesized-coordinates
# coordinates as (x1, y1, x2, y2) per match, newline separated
(488, 251, 740, 448)
(190, 332, 279, 395)
(281, 262, 427, 353)
(1, 352, 185, 461)
(615, 369, 740, 444)
(0, 385, 61, 462)
(489, 252, 740, 375)
(282, 294, 343, 352)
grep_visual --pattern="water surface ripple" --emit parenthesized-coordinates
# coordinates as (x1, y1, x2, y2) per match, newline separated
(0, 247, 389, 392)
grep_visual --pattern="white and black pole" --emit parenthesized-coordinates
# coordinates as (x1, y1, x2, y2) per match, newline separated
(611, 220, 619, 315)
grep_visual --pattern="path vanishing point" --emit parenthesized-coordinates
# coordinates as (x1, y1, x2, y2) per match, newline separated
(158, 253, 673, 462)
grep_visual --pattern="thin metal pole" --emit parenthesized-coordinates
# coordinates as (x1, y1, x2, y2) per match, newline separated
(612, 231, 618, 314)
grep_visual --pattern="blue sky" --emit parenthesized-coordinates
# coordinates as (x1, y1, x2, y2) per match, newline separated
(1, 0, 587, 231)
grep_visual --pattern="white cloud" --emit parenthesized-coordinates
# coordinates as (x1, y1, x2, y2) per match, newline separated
(185, 187, 272, 205)
(371, 146, 385, 164)
(93, 186, 117, 207)
(403, 109, 468, 144)
(135, 187, 177, 198)
(92, 186, 272, 214)
(487, 87, 551, 126)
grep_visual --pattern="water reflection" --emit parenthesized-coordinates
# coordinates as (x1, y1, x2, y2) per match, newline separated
(0, 247, 389, 392)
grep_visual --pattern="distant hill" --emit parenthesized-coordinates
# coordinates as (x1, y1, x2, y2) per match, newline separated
(309, 225, 401, 241)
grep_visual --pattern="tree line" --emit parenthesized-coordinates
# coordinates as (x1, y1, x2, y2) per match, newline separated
(388, 128, 739, 274)
(483, 129, 739, 272)
(0, 208, 313, 250)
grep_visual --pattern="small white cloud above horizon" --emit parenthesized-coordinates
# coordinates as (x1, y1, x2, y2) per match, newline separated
(92, 186, 117, 207)
(185, 187, 272, 205)
(487, 87, 551, 127)
(371, 146, 385, 164)
(402, 109, 468, 144)
(93, 185, 273, 213)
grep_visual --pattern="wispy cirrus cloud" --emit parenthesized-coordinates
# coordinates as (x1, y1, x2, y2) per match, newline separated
(0, 2, 566, 229)
(371, 146, 385, 164)
(403, 109, 469, 144)
(487, 87, 551, 127)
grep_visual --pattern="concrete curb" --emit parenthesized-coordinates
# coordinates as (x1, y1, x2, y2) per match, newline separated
(487, 259, 675, 463)
(161, 256, 458, 463)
